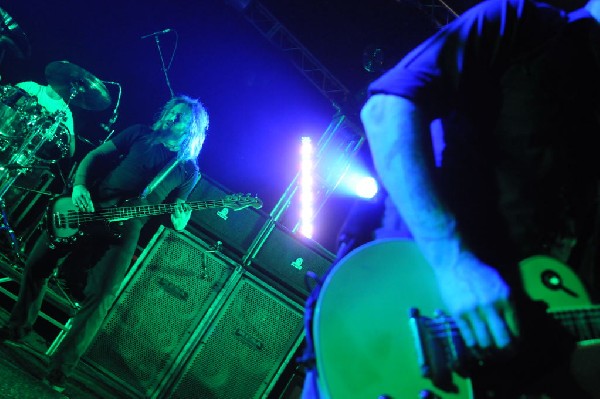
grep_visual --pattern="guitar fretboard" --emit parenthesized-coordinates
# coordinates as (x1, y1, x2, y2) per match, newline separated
(551, 307, 600, 341)
(426, 306, 600, 344)
(55, 199, 231, 227)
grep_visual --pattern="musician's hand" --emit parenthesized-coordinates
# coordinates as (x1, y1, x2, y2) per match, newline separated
(72, 184, 95, 212)
(171, 199, 191, 231)
(433, 253, 519, 354)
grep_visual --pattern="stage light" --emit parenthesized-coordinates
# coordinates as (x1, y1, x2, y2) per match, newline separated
(299, 136, 314, 238)
(335, 169, 379, 200)
(353, 175, 378, 199)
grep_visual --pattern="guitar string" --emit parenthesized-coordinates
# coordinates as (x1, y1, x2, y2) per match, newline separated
(55, 198, 251, 226)
(427, 308, 600, 339)
(61, 201, 224, 223)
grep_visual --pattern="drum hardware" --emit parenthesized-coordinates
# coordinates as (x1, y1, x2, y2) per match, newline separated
(0, 110, 67, 182)
(0, 163, 52, 172)
(76, 134, 99, 148)
(0, 197, 25, 265)
(8, 183, 55, 197)
(0, 85, 41, 141)
(0, 7, 30, 62)
(99, 80, 122, 143)
(0, 110, 67, 262)
(0, 61, 111, 263)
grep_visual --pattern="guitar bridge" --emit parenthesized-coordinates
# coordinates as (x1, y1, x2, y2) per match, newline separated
(409, 308, 468, 393)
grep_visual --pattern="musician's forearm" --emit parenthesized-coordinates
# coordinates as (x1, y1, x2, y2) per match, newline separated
(74, 140, 118, 187)
(362, 94, 466, 270)
(73, 155, 93, 186)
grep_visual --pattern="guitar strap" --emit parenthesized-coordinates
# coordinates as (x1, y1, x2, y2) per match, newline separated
(140, 157, 181, 199)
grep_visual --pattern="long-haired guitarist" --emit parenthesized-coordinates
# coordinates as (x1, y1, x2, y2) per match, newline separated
(0, 94, 209, 393)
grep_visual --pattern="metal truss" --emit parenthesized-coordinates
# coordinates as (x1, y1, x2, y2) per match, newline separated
(397, 0, 460, 28)
(239, 1, 352, 112)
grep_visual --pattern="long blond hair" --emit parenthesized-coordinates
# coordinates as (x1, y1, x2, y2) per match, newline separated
(151, 95, 209, 160)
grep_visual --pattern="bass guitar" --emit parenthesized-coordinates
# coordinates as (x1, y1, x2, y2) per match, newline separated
(313, 239, 600, 398)
(44, 193, 262, 244)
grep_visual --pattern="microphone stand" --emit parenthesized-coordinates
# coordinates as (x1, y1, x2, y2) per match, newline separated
(152, 33, 177, 98)
(100, 81, 122, 144)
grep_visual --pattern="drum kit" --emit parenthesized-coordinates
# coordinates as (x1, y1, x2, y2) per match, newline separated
(0, 7, 113, 262)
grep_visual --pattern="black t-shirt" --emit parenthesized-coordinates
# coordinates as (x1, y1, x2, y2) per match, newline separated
(369, 0, 600, 264)
(94, 124, 199, 206)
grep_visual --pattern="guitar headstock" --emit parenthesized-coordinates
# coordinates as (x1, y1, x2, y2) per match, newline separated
(223, 193, 263, 211)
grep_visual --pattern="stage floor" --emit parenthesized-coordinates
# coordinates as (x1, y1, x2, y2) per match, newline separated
(0, 261, 304, 399)
(0, 307, 130, 399)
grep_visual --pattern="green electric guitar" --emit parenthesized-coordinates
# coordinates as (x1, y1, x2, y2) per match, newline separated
(313, 239, 600, 398)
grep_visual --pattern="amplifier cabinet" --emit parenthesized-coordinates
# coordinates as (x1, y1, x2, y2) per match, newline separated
(186, 174, 269, 262)
(83, 227, 241, 398)
(164, 273, 304, 399)
(248, 223, 335, 303)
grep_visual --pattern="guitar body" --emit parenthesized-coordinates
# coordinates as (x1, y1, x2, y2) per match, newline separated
(314, 239, 472, 399)
(44, 196, 123, 244)
(313, 239, 600, 399)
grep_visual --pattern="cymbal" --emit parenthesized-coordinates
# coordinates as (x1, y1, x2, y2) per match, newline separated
(45, 61, 111, 111)
(0, 7, 31, 59)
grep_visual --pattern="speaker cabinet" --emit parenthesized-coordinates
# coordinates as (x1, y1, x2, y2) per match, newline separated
(165, 273, 304, 399)
(187, 174, 269, 262)
(84, 227, 241, 398)
(249, 223, 335, 302)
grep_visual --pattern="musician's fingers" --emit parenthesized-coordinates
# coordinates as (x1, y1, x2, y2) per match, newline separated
(74, 196, 94, 212)
(454, 316, 477, 349)
(72, 186, 92, 208)
(499, 299, 520, 339)
(482, 304, 511, 349)
(464, 310, 492, 350)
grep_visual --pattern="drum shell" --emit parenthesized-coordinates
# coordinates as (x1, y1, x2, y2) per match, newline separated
(0, 85, 41, 148)
(0, 85, 71, 163)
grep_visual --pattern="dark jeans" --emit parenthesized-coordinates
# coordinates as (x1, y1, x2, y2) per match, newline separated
(7, 220, 143, 377)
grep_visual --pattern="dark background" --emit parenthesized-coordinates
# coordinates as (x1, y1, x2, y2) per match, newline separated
(0, 0, 583, 251)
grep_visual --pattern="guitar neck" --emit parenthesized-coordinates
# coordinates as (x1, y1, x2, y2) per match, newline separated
(99, 200, 227, 220)
(49, 194, 261, 242)
(550, 306, 600, 342)
(431, 306, 600, 349)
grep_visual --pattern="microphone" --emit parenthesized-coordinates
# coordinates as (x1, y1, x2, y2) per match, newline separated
(140, 29, 172, 39)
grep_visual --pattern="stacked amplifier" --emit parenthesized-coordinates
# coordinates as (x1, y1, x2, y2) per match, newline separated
(82, 175, 336, 398)
(185, 174, 335, 304)
(84, 227, 306, 398)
